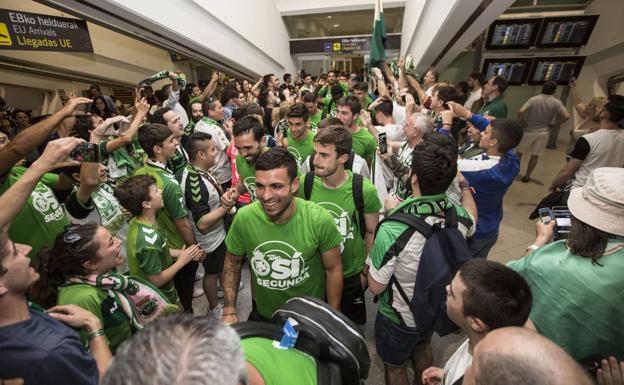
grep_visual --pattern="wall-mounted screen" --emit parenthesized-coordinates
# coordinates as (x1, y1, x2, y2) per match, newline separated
(536, 15, 599, 48)
(481, 58, 533, 85)
(528, 56, 586, 85)
(485, 18, 542, 49)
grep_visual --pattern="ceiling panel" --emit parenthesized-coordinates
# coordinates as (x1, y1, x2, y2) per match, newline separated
(283, 7, 404, 39)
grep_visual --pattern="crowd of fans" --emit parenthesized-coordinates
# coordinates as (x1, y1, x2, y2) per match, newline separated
(0, 59, 623, 385)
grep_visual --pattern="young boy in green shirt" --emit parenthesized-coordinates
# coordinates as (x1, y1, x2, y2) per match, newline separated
(115, 175, 203, 305)
(133, 123, 201, 311)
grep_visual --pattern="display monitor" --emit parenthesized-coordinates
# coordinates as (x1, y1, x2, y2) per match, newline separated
(528, 56, 586, 85)
(485, 18, 542, 49)
(481, 58, 533, 85)
(536, 15, 599, 48)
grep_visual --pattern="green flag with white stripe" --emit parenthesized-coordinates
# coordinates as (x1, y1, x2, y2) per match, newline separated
(368, 0, 387, 70)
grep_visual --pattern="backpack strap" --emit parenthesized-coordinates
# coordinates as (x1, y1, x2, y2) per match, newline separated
(345, 150, 355, 171)
(377, 212, 434, 309)
(308, 155, 315, 172)
(352, 173, 366, 239)
(374, 212, 433, 239)
(303, 172, 315, 201)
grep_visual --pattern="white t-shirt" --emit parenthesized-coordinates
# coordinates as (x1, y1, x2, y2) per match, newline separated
(194, 121, 232, 184)
(377, 123, 405, 142)
(443, 339, 472, 385)
(393, 102, 407, 127)
(464, 88, 482, 111)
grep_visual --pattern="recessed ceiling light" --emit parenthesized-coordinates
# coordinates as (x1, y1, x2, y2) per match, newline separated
(327, 15, 332, 19)
(333, 24, 340, 27)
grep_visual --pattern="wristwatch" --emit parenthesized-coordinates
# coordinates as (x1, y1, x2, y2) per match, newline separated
(458, 179, 471, 190)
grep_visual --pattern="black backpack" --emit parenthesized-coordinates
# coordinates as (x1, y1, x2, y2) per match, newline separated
(303, 170, 366, 239)
(233, 296, 370, 385)
(375, 206, 474, 336)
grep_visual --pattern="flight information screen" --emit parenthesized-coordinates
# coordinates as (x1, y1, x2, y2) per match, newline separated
(528, 57, 586, 85)
(537, 16, 599, 48)
(486, 19, 541, 49)
(482, 58, 533, 85)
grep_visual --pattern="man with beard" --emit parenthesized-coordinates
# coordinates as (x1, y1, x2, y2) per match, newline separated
(299, 125, 380, 325)
(232, 116, 266, 201)
(222, 148, 343, 323)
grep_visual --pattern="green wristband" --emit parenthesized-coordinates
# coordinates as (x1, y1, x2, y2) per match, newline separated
(88, 329, 106, 342)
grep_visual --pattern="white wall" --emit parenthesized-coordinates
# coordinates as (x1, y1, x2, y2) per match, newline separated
(570, 0, 624, 125)
(276, 0, 405, 15)
(102, 0, 296, 78)
(401, 0, 514, 73)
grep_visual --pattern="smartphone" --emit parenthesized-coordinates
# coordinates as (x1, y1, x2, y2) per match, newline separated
(70, 143, 99, 163)
(552, 206, 572, 239)
(538, 207, 552, 224)
(139, 88, 147, 98)
(379, 132, 388, 154)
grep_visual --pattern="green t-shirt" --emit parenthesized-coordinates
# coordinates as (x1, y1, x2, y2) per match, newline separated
(1, 167, 69, 258)
(242, 337, 317, 385)
(126, 218, 179, 304)
(134, 161, 188, 249)
(351, 127, 377, 164)
(477, 95, 508, 119)
(225, 199, 341, 319)
(286, 129, 315, 169)
(309, 110, 322, 133)
(57, 283, 133, 353)
(299, 172, 381, 278)
(235, 154, 258, 201)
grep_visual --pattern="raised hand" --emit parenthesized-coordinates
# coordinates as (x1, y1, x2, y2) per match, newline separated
(32, 137, 84, 172)
(61, 97, 92, 117)
(47, 304, 102, 333)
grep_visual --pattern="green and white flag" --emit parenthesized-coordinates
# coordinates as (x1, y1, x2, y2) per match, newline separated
(368, 0, 387, 70)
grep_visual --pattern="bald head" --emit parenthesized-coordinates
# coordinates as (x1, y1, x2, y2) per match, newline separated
(464, 327, 592, 385)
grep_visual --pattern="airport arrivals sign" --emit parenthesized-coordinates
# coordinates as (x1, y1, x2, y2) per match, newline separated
(0, 9, 93, 52)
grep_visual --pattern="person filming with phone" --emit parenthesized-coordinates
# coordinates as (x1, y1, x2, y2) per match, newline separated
(507, 167, 624, 362)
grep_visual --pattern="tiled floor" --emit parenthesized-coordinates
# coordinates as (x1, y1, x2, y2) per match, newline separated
(192, 134, 571, 385)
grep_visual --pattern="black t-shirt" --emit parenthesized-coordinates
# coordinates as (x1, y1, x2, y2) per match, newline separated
(569, 137, 591, 160)
(0, 309, 98, 385)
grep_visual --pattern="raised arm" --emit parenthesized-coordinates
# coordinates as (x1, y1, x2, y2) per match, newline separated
(198, 70, 220, 104)
(0, 97, 91, 177)
(0, 136, 82, 231)
(569, 79, 588, 118)
(372, 67, 390, 98)
(100, 96, 150, 153)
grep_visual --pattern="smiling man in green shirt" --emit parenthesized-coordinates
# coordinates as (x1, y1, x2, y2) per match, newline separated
(222, 148, 343, 324)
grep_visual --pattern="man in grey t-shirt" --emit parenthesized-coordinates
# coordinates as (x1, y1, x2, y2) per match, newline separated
(517, 81, 569, 183)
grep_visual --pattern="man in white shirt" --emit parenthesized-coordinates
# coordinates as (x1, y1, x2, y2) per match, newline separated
(162, 71, 190, 128)
(464, 73, 484, 112)
(422, 259, 532, 385)
(194, 100, 232, 189)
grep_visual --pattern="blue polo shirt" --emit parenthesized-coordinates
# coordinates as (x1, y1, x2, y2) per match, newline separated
(458, 151, 519, 239)
(0, 309, 98, 385)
